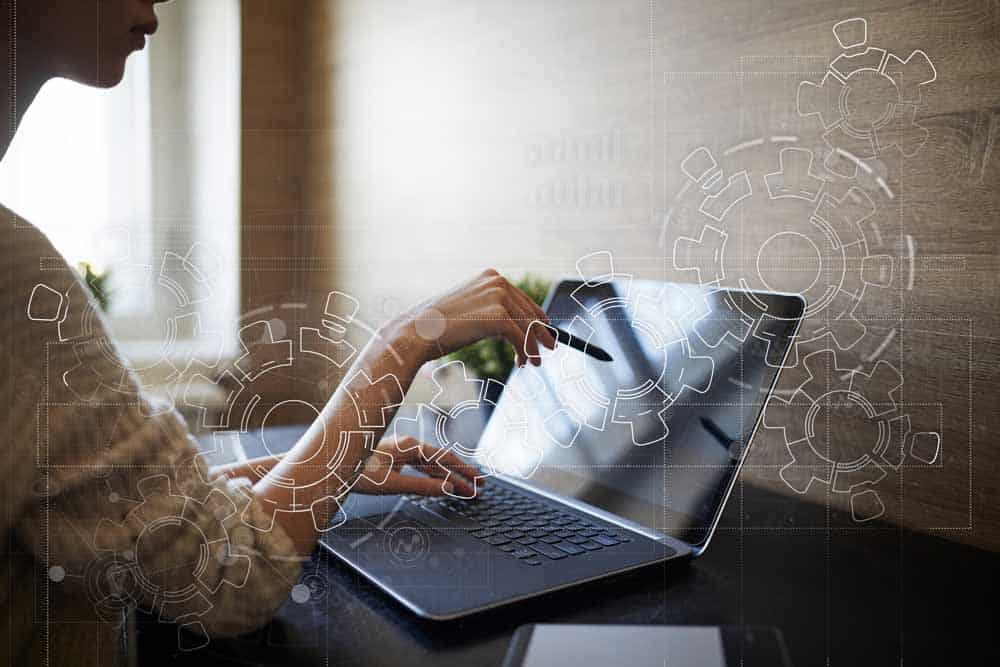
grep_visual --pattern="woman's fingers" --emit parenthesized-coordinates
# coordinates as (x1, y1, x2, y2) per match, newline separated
(431, 448, 482, 490)
(485, 274, 553, 366)
(505, 280, 556, 351)
(494, 311, 530, 368)
(381, 474, 455, 497)
(503, 296, 542, 366)
(391, 441, 480, 497)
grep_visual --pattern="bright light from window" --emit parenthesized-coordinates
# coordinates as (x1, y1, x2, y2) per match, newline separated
(0, 51, 153, 278)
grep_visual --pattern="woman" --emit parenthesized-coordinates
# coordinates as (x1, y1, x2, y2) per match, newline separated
(0, 1, 556, 664)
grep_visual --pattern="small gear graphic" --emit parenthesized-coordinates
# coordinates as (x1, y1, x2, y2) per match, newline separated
(797, 17, 937, 177)
(529, 251, 714, 449)
(392, 360, 534, 498)
(27, 239, 225, 410)
(91, 474, 253, 651)
(185, 290, 403, 531)
(762, 349, 940, 522)
(664, 137, 914, 368)
(83, 552, 140, 625)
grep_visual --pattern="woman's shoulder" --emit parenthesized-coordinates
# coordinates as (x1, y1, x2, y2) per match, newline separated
(0, 205, 80, 308)
(1, 204, 59, 253)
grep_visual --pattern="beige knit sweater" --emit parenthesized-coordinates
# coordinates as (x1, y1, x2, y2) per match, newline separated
(1, 210, 303, 665)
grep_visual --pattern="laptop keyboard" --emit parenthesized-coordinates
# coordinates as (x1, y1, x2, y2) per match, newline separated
(407, 484, 635, 567)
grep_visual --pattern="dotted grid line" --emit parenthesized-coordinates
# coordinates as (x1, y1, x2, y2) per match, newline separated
(42, 310, 50, 667)
(325, 524, 977, 536)
(29, 462, 951, 471)
(5, 4, 46, 663)
(32, 401, 953, 410)
(967, 318, 973, 530)
(897, 94, 907, 667)
(649, 0, 670, 625)
(737, 54, 746, 660)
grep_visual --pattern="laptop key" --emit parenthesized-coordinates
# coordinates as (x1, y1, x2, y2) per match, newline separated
(578, 540, 602, 551)
(502, 531, 525, 540)
(591, 534, 620, 546)
(554, 541, 584, 555)
(554, 529, 573, 538)
(539, 534, 561, 544)
(512, 548, 536, 559)
(485, 535, 510, 546)
(515, 536, 537, 545)
(419, 503, 480, 529)
(567, 535, 590, 545)
(498, 543, 517, 552)
(552, 542, 583, 556)
(528, 543, 567, 560)
(470, 529, 496, 539)
(523, 559, 543, 566)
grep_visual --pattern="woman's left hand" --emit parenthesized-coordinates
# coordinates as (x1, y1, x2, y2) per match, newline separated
(353, 435, 481, 497)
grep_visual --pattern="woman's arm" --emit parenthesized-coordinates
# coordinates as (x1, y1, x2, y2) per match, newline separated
(255, 269, 556, 556)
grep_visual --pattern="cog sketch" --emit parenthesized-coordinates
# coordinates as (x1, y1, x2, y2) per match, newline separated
(27, 239, 225, 409)
(90, 474, 253, 651)
(530, 251, 715, 449)
(185, 290, 403, 531)
(762, 349, 940, 522)
(797, 17, 937, 177)
(664, 138, 915, 370)
(392, 360, 534, 499)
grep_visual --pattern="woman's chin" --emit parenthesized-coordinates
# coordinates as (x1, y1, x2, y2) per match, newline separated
(94, 58, 129, 89)
(66, 54, 129, 89)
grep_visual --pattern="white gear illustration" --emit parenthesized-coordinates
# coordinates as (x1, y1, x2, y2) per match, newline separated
(762, 349, 940, 522)
(392, 360, 534, 499)
(533, 251, 714, 449)
(797, 17, 937, 177)
(91, 474, 253, 651)
(184, 291, 401, 532)
(27, 238, 225, 409)
(665, 138, 913, 367)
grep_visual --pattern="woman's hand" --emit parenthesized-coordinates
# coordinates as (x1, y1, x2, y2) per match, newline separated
(254, 268, 557, 555)
(353, 435, 482, 497)
(217, 437, 482, 497)
(397, 268, 558, 367)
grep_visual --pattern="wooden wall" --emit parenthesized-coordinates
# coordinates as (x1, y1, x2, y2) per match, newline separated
(241, 0, 335, 310)
(243, 1, 1000, 550)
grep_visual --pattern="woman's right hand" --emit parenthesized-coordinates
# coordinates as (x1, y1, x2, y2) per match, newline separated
(399, 268, 558, 367)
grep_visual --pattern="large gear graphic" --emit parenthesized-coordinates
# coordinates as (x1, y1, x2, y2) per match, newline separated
(664, 137, 915, 369)
(185, 290, 403, 532)
(27, 239, 225, 410)
(797, 17, 937, 177)
(529, 251, 715, 450)
(90, 474, 253, 651)
(392, 360, 534, 499)
(762, 349, 940, 522)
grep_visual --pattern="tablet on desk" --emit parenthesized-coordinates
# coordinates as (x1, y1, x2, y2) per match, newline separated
(502, 625, 792, 667)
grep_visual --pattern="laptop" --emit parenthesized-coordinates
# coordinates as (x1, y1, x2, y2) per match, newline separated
(320, 277, 804, 620)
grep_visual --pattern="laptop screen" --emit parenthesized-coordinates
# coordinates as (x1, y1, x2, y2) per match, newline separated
(478, 278, 803, 548)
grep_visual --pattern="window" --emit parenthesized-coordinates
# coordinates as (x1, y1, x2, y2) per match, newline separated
(0, 0, 241, 364)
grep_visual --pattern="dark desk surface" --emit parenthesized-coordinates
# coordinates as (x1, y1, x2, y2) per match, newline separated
(141, 426, 999, 666)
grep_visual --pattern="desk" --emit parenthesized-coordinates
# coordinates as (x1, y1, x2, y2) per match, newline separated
(139, 426, 998, 666)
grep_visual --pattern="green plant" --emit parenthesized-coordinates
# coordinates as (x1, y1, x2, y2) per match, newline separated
(447, 274, 551, 382)
(78, 261, 111, 312)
